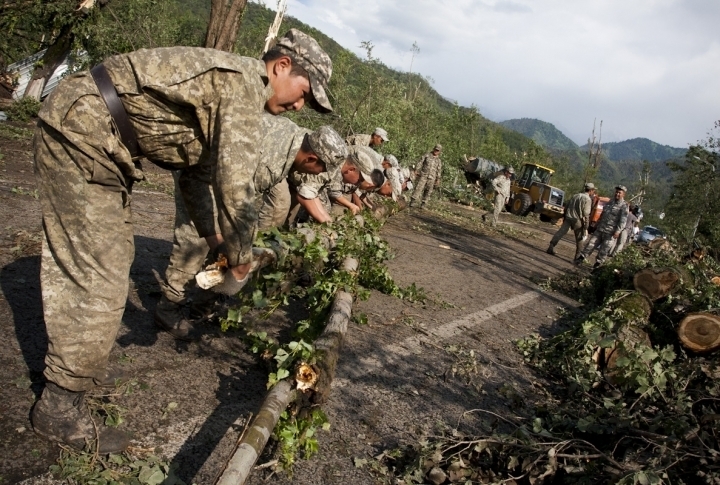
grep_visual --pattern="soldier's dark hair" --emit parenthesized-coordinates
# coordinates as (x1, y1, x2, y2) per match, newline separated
(300, 134, 313, 154)
(369, 169, 385, 188)
(262, 48, 310, 79)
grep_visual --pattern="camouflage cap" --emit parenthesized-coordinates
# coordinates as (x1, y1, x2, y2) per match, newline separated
(584, 182, 596, 190)
(373, 127, 389, 142)
(307, 126, 348, 178)
(349, 148, 377, 184)
(275, 28, 333, 113)
(433, 144, 442, 151)
(615, 185, 627, 192)
(384, 154, 399, 169)
(504, 166, 515, 174)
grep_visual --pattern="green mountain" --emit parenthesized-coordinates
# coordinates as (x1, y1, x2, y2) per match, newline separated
(499, 118, 579, 151)
(591, 138, 687, 163)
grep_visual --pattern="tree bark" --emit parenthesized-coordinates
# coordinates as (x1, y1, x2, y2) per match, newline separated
(633, 266, 693, 301)
(205, 0, 247, 52)
(23, 23, 73, 99)
(678, 313, 720, 354)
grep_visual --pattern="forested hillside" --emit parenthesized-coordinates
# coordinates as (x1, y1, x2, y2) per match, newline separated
(593, 138, 687, 162)
(500, 118, 579, 151)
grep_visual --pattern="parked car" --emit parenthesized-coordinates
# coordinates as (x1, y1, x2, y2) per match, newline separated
(636, 225, 665, 244)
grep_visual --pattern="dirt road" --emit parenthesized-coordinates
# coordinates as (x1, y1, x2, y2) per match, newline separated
(0, 121, 582, 484)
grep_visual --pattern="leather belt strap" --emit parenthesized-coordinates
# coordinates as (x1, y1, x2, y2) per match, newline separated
(90, 64, 141, 159)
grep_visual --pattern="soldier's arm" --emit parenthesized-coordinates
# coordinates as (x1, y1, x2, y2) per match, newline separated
(211, 71, 265, 268)
(297, 195, 332, 223)
(415, 155, 428, 175)
(614, 205, 629, 237)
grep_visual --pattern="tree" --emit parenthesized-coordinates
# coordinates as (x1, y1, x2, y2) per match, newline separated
(664, 125, 720, 246)
(205, 0, 248, 51)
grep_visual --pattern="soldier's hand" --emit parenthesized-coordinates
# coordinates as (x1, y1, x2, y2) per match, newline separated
(348, 203, 360, 215)
(612, 231, 620, 239)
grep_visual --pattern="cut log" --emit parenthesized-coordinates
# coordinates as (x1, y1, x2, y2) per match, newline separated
(633, 267, 693, 301)
(648, 238, 672, 252)
(594, 293, 653, 382)
(678, 313, 720, 354)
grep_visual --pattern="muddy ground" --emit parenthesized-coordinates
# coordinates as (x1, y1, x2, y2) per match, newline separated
(0, 120, 586, 484)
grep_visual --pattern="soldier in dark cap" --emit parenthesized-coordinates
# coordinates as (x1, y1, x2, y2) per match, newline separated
(576, 185, 629, 268)
(32, 28, 333, 452)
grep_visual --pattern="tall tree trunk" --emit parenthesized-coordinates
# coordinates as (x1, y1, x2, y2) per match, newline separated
(205, 0, 247, 52)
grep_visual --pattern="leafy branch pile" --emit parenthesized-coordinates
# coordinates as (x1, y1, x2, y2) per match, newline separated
(221, 208, 425, 470)
(368, 244, 720, 484)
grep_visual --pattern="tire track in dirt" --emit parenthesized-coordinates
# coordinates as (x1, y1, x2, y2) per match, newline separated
(344, 290, 540, 378)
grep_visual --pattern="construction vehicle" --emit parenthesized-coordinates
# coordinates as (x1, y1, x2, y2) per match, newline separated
(507, 163, 565, 222)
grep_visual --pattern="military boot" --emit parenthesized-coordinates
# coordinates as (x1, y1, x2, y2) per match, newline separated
(546, 244, 556, 255)
(31, 383, 130, 454)
(188, 289, 221, 321)
(154, 296, 202, 341)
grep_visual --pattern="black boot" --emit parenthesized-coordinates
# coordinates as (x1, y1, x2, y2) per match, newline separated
(31, 383, 130, 453)
(546, 244, 556, 255)
(155, 296, 202, 341)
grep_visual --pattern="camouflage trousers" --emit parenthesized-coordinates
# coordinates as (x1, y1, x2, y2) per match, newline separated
(411, 172, 437, 207)
(160, 172, 210, 304)
(34, 91, 135, 392)
(161, 176, 292, 303)
(492, 193, 506, 226)
(579, 231, 617, 264)
(549, 217, 585, 259)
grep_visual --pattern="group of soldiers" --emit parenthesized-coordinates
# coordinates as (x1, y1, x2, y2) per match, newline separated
(29, 26, 446, 454)
(547, 182, 634, 268)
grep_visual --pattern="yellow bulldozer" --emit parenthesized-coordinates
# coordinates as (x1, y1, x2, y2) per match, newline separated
(507, 163, 565, 222)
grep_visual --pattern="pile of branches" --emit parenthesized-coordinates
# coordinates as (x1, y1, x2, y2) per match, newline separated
(372, 243, 720, 484)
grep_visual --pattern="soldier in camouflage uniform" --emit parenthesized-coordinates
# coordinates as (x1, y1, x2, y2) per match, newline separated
(547, 182, 596, 260)
(382, 155, 403, 201)
(576, 185, 629, 268)
(327, 145, 384, 216)
(410, 144, 442, 208)
(156, 117, 348, 341)
(485, 166, 514, 226)
(345, 127, 388, 150)
(32, 29, 333, 452)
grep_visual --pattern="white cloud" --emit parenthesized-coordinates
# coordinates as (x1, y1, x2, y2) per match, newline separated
(280, 0, 720, 147)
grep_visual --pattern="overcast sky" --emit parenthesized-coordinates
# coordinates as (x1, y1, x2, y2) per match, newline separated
(271, 0, 720, 148)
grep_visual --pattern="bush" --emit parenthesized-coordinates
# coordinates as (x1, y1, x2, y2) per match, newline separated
(5, 96, 42, 122)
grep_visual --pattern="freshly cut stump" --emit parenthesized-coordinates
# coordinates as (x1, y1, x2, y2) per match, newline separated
(678, 313, 720, 353)
(633, 267, 691, 301)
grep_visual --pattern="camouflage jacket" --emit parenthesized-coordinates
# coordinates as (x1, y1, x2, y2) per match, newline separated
(385, 167, 402, 200)
(596, 198, 629, 235)
(289, 172, 331, 201)
(103, 47, 273, 266)
(416, 152, 442, 180)
(346, 133, 372, 147)
(491, 174, 511, 199)
(564, 192, 592, 226)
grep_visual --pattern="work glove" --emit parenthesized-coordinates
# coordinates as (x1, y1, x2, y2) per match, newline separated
(208, 271, 250, 296)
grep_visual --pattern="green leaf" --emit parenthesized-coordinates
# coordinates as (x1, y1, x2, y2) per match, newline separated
(276, 368, 290, 380)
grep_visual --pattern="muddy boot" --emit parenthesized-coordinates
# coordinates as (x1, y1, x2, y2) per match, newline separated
(546, 244, 556, 255)
(574, 255, 585, 265)
(94, 365, 130, 388)
(31, 383, 130, 454)
(154, 296, 202, 341)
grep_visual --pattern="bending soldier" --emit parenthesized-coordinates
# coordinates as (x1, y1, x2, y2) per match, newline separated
(484, 166, 514, 226)
(32, 29, 333, 453)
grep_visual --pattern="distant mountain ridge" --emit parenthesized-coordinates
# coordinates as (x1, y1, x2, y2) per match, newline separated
(589, 138, 687, 163)
(500, 118, 579, 151)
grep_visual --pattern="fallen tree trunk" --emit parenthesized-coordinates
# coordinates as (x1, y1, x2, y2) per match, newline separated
(678, 313, 720, 354)
(215, 257, 357, 485)
(633, 266, 693, 301)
